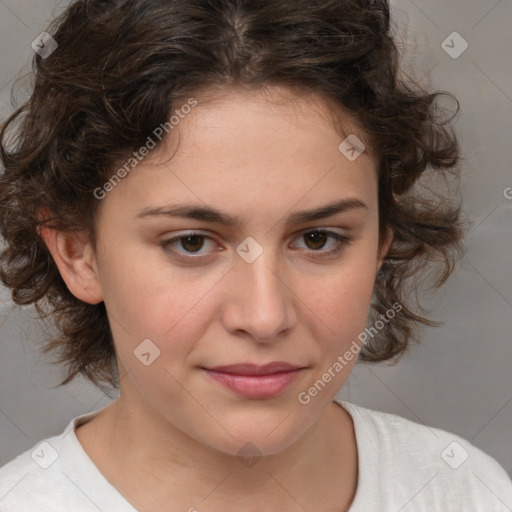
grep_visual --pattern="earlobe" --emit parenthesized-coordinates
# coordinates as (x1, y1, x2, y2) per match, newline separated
(39, 225, 103, 305)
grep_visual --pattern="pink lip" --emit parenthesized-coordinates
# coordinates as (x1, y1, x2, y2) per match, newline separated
(207, 362, 301, 375)
(202, 362, 303, 399)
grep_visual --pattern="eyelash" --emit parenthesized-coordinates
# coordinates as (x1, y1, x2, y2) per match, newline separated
(159, 229, 352, 261)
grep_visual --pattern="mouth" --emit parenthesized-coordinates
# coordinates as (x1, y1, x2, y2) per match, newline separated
(201, 362, 305, 399)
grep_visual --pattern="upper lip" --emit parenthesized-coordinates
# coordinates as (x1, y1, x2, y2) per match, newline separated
(204, 362, 302, 376)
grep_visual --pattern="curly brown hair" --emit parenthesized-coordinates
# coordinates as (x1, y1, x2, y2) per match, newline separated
(0, 0, 465, 393)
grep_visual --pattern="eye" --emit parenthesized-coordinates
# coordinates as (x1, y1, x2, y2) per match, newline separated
(291, 229, 352, 258)
(159, 228, 352, 262)
(159, 232, 219, 259)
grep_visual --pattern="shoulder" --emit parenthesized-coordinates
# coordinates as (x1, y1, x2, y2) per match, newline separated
(0, 409, 108, 512)
(0, 434, 69, 512)
(0, 408, 135, 512)
(336, 399, 512, 511)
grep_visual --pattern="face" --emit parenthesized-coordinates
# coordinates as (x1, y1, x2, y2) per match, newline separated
(74, 86, 391, 456)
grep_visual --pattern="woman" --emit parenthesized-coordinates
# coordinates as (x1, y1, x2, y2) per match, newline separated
(0, 0, 511, 510)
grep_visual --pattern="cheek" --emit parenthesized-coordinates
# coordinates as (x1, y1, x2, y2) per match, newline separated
(97, 245, 228, 377)
(292, 256, 376, 402)
(97, 239, 215, 333)
(297, 249, 377, 342)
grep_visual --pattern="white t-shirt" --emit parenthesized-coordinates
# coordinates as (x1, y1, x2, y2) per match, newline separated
(1, 399, 511, 511)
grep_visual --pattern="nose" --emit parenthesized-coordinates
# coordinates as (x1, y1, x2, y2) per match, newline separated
(221, 245, 297, 342)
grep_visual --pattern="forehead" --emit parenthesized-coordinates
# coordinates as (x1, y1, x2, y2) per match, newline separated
(97, 85, 378, 223)
(178, 84, 374, 158)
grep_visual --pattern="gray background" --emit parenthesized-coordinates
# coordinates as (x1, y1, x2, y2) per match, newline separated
(0, 0, 511, 480)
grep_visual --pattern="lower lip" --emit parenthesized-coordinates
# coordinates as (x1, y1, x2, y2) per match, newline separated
(203, 369, 302, 399)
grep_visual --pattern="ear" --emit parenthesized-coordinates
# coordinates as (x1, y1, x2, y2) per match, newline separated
(376, 226, 393, 273)
(39, 223, 103, 305)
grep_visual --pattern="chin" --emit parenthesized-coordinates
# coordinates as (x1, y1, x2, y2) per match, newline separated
(198, 410, 313, 460)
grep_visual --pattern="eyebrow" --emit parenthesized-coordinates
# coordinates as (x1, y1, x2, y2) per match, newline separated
(135, 198, 368, 228)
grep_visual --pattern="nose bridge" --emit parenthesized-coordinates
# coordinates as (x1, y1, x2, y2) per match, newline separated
(225, 236, 295, 340)
(247, 247, 282, 298)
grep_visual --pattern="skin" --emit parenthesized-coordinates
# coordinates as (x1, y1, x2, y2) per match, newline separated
(42, 85, 393, 512)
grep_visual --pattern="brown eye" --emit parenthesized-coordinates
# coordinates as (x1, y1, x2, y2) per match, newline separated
(303, 231, 329, 250)
(292, 229, 352, 258)
(160, 232, 218, 258)
(180, 235, 205, 253)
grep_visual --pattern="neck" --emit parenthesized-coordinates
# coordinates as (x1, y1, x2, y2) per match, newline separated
(77, 388, 358, 511)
